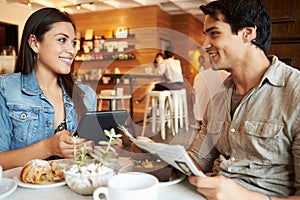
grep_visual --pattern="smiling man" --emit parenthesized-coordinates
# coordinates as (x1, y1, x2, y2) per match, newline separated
(187, 0, 300, 199)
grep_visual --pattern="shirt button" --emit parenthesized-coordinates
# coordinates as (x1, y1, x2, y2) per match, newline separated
(230, 157, 236, 161)
(230, 128, 236, 133)
(20, 112, 26, 119)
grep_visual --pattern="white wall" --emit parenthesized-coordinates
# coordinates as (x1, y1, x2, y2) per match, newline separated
(0, 2, 39, 47)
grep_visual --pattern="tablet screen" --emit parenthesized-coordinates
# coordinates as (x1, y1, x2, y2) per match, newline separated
(75, 110, 129, 143)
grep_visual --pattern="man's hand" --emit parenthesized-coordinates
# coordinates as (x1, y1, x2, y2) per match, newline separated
(188, 175, 269, 200)
(130, 136, 154, 153)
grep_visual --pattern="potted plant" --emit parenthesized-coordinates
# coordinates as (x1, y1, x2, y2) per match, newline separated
(63, 128, 122, 195)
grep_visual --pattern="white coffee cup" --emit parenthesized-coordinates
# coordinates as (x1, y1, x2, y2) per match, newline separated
(116, 88, 123, 96)
(93, 172, 159, 200)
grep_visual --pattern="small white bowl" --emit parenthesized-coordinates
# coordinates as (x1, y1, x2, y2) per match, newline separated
(63, 164, 115, 195)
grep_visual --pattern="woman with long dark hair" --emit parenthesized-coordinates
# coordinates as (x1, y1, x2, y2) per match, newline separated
(0, 8, 97, 170)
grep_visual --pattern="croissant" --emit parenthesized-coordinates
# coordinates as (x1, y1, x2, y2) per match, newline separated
(20, 159, 64, 184)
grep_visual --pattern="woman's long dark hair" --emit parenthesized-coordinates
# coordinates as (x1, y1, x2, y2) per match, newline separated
(15, 7, 87, 120)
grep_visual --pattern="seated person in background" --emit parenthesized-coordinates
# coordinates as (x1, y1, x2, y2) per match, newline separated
(135, 52, 165, 104)
(154, 46, 184, 91)
(192, 54, 229, 129)
(153, 52, 166, 73)
(188, 0, 300, 199)
(0, 8, 97, 170)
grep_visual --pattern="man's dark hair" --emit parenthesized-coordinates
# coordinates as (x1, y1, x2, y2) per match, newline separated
(200, 0, 272, 52)
(164, 45, 174, 58)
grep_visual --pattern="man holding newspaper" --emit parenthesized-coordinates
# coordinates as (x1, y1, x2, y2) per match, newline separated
(129, 0, 300, 199)
(187, 0, 300, 200)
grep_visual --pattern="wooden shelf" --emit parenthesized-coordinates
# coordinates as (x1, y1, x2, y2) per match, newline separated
(105, 34, 136, 41)
(73, 32, 139, 73)
(75, 53, 135, 62)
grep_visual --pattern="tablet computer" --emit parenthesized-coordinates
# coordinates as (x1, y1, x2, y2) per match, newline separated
(75, 110, 129, 143)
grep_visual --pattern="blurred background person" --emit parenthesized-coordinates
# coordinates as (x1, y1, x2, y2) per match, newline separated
(192, 54, 229, 129)
(153, 46, 184, 91)
(135, 52, 165, 104)
(153, 52, 166, 73)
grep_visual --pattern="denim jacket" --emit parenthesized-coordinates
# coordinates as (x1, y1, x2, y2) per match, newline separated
(0, 71, 97, 151)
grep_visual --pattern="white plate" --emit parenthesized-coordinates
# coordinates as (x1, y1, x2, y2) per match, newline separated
(4, 159, 71, 189)
(3, 159, 72, 179)
(118, 164, 185, 187)
(0, 178, 17, 199)
(13, 175, 66, 189)
(158, 172, 185, 187)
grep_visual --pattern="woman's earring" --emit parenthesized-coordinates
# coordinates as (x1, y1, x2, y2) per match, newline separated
(34, 53, 39, 61)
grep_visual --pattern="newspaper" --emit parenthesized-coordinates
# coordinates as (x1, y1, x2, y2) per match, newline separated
(120, 126, 206, 177)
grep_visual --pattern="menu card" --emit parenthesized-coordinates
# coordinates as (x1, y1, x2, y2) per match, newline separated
(120, 126, 206, 177)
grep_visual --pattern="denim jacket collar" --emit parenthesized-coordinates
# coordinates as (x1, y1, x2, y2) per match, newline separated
(21, 70, 74, 107)
(21, 70, 42, 95)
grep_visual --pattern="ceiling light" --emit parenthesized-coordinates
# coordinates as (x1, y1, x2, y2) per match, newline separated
(76, 4, 81, 10)
(27, 1, 32, 7)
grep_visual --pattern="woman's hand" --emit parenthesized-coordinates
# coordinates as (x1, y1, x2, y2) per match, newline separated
(188, 175, 268, 200)
(45, 130, 86, 158)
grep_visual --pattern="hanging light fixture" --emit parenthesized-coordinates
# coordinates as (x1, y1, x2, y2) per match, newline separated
(61, 1, 96, 12)
(27, 0, 32, 7)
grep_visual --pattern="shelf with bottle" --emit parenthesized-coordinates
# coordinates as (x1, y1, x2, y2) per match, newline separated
(75, 33, 136, 62)
(105, 33, 135, 41)
(75, 52, 136, 62)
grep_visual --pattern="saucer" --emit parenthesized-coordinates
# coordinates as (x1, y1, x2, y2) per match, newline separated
(0, 178, 17, 199)
(118, 164, 185, 186)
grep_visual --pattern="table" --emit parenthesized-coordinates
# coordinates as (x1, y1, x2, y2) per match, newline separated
(3, 169, 205, 200)
(4, 179, 205, 200)
(103, 73, 165, 135)
(103, 73, 164, 118)
(98, 94, 132, 110)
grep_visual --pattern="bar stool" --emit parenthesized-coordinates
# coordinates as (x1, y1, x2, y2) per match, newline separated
(141, 90, 175, 140)
(98, 89, 131, 110)
(171, 89, 189, 133)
